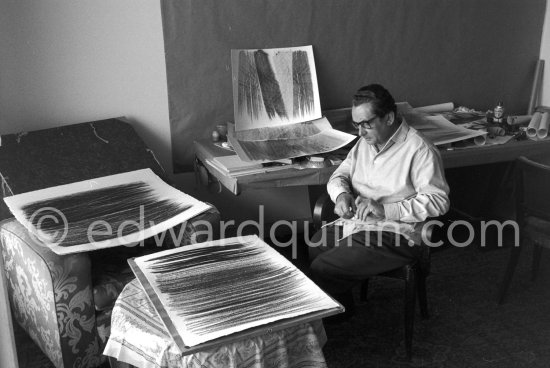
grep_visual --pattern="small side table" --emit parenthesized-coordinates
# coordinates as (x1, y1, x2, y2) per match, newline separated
(104, 279, 329, 368)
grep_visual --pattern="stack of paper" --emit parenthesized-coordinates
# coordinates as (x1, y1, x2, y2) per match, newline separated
(209, 155, 264, 175)
(398, 103, 487, 146)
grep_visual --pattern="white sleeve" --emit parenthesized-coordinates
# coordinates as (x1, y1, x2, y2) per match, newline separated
(383, 145, 450, 222)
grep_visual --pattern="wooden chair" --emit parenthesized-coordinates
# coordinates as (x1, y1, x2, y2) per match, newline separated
(498, 156, 550, 304)
(312, 192, 430, 360)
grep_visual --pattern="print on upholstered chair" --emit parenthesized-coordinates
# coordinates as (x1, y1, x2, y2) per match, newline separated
(0, 119, 221, 368)
(1, 207, 221, 368)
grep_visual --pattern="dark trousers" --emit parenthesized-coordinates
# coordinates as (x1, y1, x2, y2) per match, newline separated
(308, 225, 421, 295)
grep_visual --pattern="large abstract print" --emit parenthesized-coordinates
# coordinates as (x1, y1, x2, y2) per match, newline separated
(129, 235, 343, 354)
(233, 46, 320, 131)
(230, 45, 355, 162)
(4, 169, 211, 254)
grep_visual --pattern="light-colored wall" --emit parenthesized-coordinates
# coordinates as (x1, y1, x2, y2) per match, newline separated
(0, 1, 170, 364)
(0, 0, 171, 171)
(541, 0, 550, 106)
(0, 0, 311, 226)
(0, 2, 311, 362)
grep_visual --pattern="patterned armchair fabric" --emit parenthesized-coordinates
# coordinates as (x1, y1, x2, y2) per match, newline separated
(0, 206, 220, 368)
(0, 118, 221, 367)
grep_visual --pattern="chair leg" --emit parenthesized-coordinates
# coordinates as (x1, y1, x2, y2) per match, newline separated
(532, 244, 543, 282)
(360, 279, 369, 302)
(404, 266, 416, 360)
(498, 245, 524, 304)
(417, 269, 429, 319)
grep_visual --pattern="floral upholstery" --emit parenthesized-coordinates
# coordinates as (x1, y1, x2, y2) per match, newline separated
(0, 218, 101, 368)
(95, 309, 112, 345)
(0, 205, 220, 368)
(93, 273, 132, 312)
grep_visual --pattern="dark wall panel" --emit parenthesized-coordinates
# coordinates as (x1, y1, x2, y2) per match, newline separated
(161, 0, 547, 171)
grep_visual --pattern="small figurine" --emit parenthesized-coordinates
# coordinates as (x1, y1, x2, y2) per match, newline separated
(493, 102, 505, 124)
(486, 102, 506, 126)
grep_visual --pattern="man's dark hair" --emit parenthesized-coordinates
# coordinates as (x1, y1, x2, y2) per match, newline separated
(352, 84, 397, 117)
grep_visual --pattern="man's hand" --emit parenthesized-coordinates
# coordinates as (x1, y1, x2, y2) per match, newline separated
(334, 192, 355, 219)
(354, 196, 384, 221)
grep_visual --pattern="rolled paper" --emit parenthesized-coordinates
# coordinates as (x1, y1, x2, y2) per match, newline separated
(474, 135, 487, 146)
(413, 102, 454, 114)
(506, 115, 532, 126)
(537, 112, 549, 139)
(527, 112, 542, 138)
(528, 60, 544, 115)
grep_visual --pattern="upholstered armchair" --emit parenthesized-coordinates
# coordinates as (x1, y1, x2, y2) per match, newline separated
(0, 119, 221, 368)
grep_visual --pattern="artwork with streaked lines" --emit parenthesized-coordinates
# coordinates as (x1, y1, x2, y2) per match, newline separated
(232, 46, 321, 131)
(3, 169, 211, 255)
(230, 45, 356, 162)
(128, 235, 343, 354)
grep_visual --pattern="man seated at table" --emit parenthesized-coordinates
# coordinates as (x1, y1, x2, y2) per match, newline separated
(309, 83, 450, 318)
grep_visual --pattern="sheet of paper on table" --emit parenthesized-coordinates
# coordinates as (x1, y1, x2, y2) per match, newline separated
(205, 154, 304, 177)
(398, 103, 488, 146)
(210, 155, 264, 174)
(128, 235, 343, 354)
(4, 169, 211, 255)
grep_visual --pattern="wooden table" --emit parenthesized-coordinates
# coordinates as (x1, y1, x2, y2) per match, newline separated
(194, 137, 550, 195)
(194, 139, 337, 195)
(439, 138, 550, 169)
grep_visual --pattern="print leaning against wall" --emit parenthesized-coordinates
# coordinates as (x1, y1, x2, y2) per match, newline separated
(233, 46, 320, 130)
(229, 46, 355, 162)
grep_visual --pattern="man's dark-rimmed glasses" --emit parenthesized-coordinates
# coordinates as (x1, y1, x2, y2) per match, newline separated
(351, 115, 378, 130)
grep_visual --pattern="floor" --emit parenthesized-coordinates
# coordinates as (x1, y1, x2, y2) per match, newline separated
(12, 235, 550, 368)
